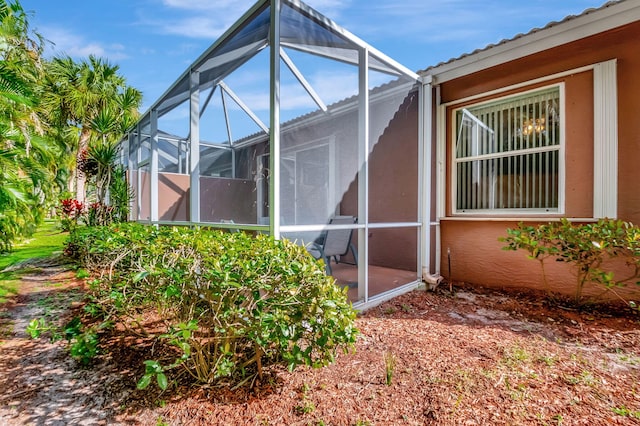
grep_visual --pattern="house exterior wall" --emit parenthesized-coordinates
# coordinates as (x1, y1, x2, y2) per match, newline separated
(368, 92, 419, 271)
(337, 91, 419, 271)
(441, 220, 639, 301)
(273, 88, 419, 271)
(436, 21, 640, 300)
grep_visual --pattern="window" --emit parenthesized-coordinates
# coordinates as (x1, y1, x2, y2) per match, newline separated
(453, 86, 562, 213)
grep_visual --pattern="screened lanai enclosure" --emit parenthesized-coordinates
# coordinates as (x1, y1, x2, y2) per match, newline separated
(120, 0, 424, 306)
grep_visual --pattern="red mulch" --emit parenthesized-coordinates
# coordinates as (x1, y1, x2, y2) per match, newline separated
(1, 267, 639, 425)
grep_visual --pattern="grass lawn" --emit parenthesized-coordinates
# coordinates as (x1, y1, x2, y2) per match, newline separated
(0, 220, 67, 303)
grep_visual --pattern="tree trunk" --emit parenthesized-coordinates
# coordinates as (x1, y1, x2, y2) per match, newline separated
(75, 127, 91, 204)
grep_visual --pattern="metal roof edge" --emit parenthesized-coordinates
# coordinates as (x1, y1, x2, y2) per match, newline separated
(421, 0, 639, 84)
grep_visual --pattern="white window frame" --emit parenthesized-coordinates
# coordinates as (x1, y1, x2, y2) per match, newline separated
(450, 83, 566, 215)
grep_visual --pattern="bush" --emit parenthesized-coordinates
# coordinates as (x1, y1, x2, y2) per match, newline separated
(26, 316, 100, 365)
(501, 218, 640, 307)
(68, 223, 358, 388)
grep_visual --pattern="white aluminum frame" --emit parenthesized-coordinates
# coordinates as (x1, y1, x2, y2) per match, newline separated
(269, 0, 282, 239)
(357, 47, 369, 301)
(280, 47, 328, 113)
(419, 76, 432, 278)
(219, 81, 270, 135)
(450, 83, 566, 216)
(189, 71, 201, 223)
(122, 0, 423, 307)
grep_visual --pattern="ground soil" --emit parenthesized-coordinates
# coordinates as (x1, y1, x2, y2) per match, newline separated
(0, 258, 639, 425)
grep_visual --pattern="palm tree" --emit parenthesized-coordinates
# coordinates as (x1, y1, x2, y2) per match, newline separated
(0, 62, 33, 104)
(0, 0, 141, 248)
(0, 0, 55, 251)
(40, 55, 141, 203)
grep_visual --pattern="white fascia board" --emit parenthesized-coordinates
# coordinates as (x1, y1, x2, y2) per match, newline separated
(427, 2, 640, 84)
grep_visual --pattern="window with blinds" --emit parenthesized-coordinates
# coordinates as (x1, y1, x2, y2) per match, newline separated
(453, 86, 562, 213)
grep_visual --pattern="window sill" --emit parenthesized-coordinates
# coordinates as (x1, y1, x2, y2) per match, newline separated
(439, 216, 598, 222)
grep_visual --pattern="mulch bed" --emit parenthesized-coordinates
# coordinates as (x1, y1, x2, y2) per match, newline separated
(1, 271, 639, 425)
(113, 285, 640, 425)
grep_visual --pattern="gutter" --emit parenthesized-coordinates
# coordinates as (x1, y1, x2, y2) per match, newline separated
(420, 74, 444, 289)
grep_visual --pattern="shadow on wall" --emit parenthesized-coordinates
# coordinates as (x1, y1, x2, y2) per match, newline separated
(153, 173, 258, 224)
(159, 173, 189, 222)
(339, 91, 419, 271)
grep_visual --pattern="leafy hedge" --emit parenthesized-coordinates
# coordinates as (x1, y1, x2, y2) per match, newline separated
(68, 223, 358, 388)
(501, 218, 640, 307)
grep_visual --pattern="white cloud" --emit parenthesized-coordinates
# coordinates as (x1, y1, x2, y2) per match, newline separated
(349, 0, 599, 45)
(344, 1, 488, 43)
(307, 70, 358, 106)
(41, 26, 128, 60)
(161, 0, 349, 14)
(148, 0, 256, 39)
(162, 0, 254, 11)
(305, 0, 352, 17)
(156, 17, 232, 39)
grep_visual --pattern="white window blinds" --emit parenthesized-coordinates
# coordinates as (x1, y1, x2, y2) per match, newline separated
(454, 87, 561, 212)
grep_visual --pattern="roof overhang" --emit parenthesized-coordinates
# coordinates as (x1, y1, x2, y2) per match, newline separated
(422, 0, 640, 85)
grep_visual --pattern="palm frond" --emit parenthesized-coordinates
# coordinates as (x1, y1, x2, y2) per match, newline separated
(89, 106, 118, 136)
(0, 61, 34, 105)
(118, 86, 142, 112)
(88, 139, 119, 168)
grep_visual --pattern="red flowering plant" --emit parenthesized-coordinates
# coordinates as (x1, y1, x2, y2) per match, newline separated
(59, 199, 85, 231)
(86, 202, 114, 227)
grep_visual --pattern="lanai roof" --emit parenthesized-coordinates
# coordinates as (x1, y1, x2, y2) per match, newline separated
(144, 0, 418, 121)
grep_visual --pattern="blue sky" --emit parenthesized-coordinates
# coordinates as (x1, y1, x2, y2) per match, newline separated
(23, 0, 605, 113)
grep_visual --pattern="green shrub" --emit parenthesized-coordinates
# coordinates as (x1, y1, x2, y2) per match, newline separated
(26, 316, 101, 365)
(68, 223, 358, 388)
(501, 218, 640, 307)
